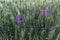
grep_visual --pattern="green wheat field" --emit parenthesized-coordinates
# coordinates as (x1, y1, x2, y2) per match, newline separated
(0, 0, 60, 40)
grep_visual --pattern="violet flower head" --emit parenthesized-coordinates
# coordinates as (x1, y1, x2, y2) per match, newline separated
(42, 9, 49, 16)
(15, 16, 22, 22)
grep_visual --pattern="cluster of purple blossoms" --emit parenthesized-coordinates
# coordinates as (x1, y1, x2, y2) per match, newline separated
(15, 16, 22, 22)
(41, 8, 49, 16)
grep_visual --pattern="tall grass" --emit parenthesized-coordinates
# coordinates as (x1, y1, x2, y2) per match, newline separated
(0, 0, 60, 40)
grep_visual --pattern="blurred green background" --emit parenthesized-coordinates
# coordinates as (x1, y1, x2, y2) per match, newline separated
(0, 0, 60, 40)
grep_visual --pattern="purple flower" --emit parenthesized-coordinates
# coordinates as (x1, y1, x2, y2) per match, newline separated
(42, 9, 49, 16)
(15, 16, 22, 22)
